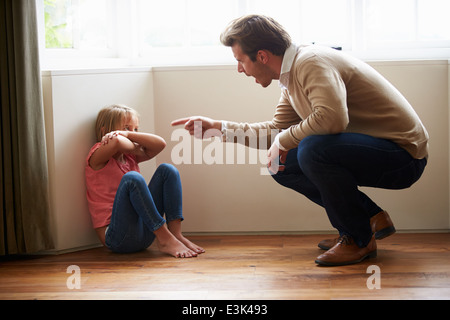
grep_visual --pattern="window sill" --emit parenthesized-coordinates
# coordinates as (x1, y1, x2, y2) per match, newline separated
(41, 58, 450, 77)
(40, 46, 450, 73)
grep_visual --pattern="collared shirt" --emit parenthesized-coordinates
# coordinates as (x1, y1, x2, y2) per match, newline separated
(274, 43, 299, 150)
(279, 43, 299, 91)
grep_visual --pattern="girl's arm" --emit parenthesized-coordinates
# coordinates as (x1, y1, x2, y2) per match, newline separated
(88, 132, 136, 170)
(89, 131, 166, 170)
(121, 131, 167, 163)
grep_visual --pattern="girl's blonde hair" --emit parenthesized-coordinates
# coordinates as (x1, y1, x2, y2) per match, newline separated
(95, 104, 140, 142)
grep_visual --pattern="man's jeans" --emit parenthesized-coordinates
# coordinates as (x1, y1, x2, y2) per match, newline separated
(271, 133, 427, 248)
(105, 164, 183, 253)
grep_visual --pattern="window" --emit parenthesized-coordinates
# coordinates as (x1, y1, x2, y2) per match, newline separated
(365, 0, 450, 48)
(135, 0, 241, 65)
(43, 0, 113, 53)
(38, 0, 450, 68)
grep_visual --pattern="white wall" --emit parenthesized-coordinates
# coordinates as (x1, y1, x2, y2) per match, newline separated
(154, 61, 450, 234)
(42, 60, 450, 252)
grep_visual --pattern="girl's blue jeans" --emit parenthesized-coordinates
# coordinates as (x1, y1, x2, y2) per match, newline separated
(271, 133, 427, 248)
(105, 163, 183, 253)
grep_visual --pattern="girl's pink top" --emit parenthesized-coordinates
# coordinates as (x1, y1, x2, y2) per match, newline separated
(85, 142, 140, 228)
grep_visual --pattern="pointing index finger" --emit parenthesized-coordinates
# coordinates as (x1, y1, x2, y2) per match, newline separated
(171, 118, 190, 126)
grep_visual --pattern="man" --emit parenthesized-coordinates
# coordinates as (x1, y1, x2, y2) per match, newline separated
(171, 15, 429, 266)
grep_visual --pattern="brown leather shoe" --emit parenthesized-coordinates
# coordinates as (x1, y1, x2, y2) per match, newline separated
(371, 210, 396, 240)
(318, 210, 396, 250)
(315, 235, 377, 266)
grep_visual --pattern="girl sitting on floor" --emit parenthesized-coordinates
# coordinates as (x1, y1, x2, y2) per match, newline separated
(85, 104, 204, 258)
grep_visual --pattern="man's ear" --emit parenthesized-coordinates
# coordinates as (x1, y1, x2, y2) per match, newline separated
(256, 50, 270, 64)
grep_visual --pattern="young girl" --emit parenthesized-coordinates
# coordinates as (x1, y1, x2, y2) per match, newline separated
(85, 104, 204, 258)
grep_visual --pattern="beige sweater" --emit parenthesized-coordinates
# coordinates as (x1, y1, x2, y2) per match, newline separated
(224, 45, 429, 159)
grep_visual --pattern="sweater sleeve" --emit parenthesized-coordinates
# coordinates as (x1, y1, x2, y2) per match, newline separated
(223, 91, 301, 150)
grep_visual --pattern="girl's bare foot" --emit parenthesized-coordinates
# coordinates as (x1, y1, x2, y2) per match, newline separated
(157, 237, 197, 258)
(154, 225, 197, 258)
(175, 234, 205, 254)
(167, 219, 205, 254)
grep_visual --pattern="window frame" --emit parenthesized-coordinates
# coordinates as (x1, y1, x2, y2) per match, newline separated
(37, 0, 450, 70)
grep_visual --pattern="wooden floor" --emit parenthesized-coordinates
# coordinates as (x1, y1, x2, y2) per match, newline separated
(0, 233, 449, 300)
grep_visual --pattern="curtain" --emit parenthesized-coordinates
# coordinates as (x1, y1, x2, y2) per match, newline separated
(0, 0, 54, 255)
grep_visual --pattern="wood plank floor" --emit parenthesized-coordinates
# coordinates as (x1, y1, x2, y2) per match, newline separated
(0, 233, 449, 300)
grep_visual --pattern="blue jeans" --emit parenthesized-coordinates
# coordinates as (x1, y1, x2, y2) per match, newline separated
(105, 163, 183, 253)
(272, 133, 427, 248)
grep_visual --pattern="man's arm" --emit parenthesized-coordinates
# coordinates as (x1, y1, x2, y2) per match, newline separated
(171, 116, 223, 139)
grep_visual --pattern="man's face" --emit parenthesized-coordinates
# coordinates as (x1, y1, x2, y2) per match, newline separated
(232, 43, 273, 88)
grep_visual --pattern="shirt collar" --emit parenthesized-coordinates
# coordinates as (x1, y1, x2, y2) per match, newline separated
(279, 43, 299, 90)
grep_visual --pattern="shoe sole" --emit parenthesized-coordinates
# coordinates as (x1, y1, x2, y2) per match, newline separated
(315, 250, 377, 267)
(375, 226, 396, 240)
(318, 226, 396, 250)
